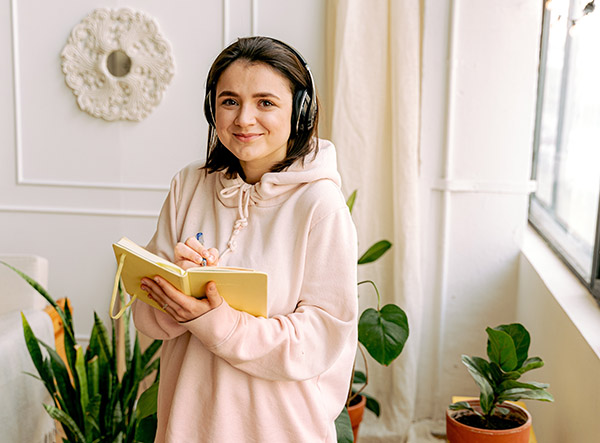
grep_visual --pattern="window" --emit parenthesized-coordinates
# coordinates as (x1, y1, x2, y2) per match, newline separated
(530, 0, 600, 302)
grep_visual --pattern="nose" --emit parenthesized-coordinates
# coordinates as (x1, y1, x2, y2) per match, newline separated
(234, 103, 256, 127)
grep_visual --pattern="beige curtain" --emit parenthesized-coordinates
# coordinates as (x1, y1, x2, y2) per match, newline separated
(326, 1, 422, 441)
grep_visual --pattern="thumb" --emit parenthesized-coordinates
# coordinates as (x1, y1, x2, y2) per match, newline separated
(206, 281, 223, 308)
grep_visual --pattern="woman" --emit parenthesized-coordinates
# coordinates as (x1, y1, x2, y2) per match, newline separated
(133, 36, 358, 442)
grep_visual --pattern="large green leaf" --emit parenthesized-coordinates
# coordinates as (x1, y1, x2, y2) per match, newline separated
(362, 392, 381, 417)
(461, 355, 495, 415)
(334, 407, 354, 443)
(358, 304, 409, 366)
(358, 240, 392, 265)
(494, 324, 530, 368)
(486, 327, 518, 372)
(498, 380, 549, 393)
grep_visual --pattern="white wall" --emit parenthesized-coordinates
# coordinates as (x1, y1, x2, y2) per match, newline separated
(0, 0, 326, 339)
(418, 0, 543, 422)
(518, 229, 600, 443)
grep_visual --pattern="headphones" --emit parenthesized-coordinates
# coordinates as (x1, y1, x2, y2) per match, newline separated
(204, 37, 317, 137)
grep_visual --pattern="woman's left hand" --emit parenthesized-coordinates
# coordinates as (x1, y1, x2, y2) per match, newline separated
(141, 276, 223, 322)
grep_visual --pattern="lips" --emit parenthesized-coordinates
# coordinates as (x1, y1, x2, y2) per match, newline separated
(234, 133, 262, 142)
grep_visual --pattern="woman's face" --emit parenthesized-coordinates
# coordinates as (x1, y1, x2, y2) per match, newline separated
(215, 60, 294, 184)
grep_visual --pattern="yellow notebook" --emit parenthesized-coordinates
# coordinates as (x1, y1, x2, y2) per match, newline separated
(110, 237, 268, 319)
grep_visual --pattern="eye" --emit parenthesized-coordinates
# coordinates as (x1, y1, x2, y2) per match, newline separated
(259, 99, 275, 107)
(221, 98, 238, 106)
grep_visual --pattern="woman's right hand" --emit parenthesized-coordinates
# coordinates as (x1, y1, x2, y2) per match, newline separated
(174, 236, 220, 270)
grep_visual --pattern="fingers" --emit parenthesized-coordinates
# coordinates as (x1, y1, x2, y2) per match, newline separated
(174, 236, 220, 269)
(141, 276, 222, 322)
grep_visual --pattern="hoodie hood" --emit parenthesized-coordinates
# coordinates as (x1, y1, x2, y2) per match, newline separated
(215, 139, 341, 258)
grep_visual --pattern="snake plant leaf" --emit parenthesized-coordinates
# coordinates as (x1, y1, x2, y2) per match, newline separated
(493, 324, 530, 368)
(44, 404, 86, 443)
(87, 355, 99, 399)
(334, 408, 354, 443)
(461, 355, 495, 415)
(141, 339, 162, 369)
(358, 304, 409, 366)
(38, 339, 80, 420)
(486, 327, 518, 372)
(358, 240, 392, 265)
(136, 381, 159, 420)
(74, 345, 89, 419)
(21, 313, 55, 395)
(346, 190, 357, 214)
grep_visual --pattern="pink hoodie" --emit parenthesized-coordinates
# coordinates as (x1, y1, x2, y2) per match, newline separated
(132, 139, 358, 442)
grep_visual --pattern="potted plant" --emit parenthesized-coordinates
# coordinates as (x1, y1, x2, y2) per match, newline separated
(335, 191, 410, 443)
(1, 261, 161, 443)
(446, 323, 554, 442)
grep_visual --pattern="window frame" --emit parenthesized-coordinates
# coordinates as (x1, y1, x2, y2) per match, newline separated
(529, 0, 600, 305)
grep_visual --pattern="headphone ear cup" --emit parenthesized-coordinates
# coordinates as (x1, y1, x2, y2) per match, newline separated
(293, 89, 309, 135)
(204, 90, 215, 127)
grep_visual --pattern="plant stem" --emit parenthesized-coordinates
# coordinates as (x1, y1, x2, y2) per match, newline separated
(357, 280, 381, 310)
(348, 344, 369, 405)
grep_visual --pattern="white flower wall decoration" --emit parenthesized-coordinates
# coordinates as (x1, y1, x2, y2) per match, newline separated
(61, 8, 175, 121)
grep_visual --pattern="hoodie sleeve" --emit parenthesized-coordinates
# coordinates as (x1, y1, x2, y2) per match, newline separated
(132, 171, 189, 341)
(182, 205, 358, 382)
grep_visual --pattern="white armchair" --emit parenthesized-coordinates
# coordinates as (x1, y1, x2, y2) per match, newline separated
(0, 255, 56, 443)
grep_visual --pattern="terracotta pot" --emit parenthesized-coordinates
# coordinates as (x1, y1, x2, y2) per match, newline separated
(446, 400, 532, 443)
(347, 395, 367, 442)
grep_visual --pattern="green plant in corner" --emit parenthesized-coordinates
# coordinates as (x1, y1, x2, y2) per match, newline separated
(1, 261, 162, 443)
(449, 323, 554, 430)
(335, 190, 410, 443)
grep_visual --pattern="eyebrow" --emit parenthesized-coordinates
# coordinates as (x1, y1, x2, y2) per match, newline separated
(217, 90, 281, 100)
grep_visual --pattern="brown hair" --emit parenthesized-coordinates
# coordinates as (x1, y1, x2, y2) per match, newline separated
(202, 36, 320, 179)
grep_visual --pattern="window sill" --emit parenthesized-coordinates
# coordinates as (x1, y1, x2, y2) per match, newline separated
(521, 224, 600, 360)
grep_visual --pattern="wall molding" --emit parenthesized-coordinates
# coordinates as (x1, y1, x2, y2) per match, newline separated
(0, 204, 159, 218)
(10, 0, 169, 193)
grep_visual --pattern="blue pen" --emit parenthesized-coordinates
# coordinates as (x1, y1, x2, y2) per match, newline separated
(196, 232, 208, 266)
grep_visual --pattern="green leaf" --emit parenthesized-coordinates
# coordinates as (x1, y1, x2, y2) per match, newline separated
(141, 340, 162, 369)
(21, 313, 55, 396)
(498, 380, 549, 393)
(358, 240, 392, 265)
(352, 370, 366, 385)
(448, 401, 476, 413)
(44, 404, 86, 443)
(358, 304, 409, 366)
(74, 345, 89, 427)
(136, 381, 159, 420)
(461, 355, 494, 415)
(517, 357, 544, 375)
(346, 190, 357, 214)
(362, 392, 381, 417)
(334, 407, 354, 443)
(135, 414, 158, 443)
(486, 327, 518, 371)
(498, 388, 554, 403)
(494, 324, 530, 368)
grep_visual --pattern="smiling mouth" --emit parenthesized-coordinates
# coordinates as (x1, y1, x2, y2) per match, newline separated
(234, 133, 262, 142)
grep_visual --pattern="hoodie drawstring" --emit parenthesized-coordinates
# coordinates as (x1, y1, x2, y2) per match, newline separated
(219, 182, 253, 259)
